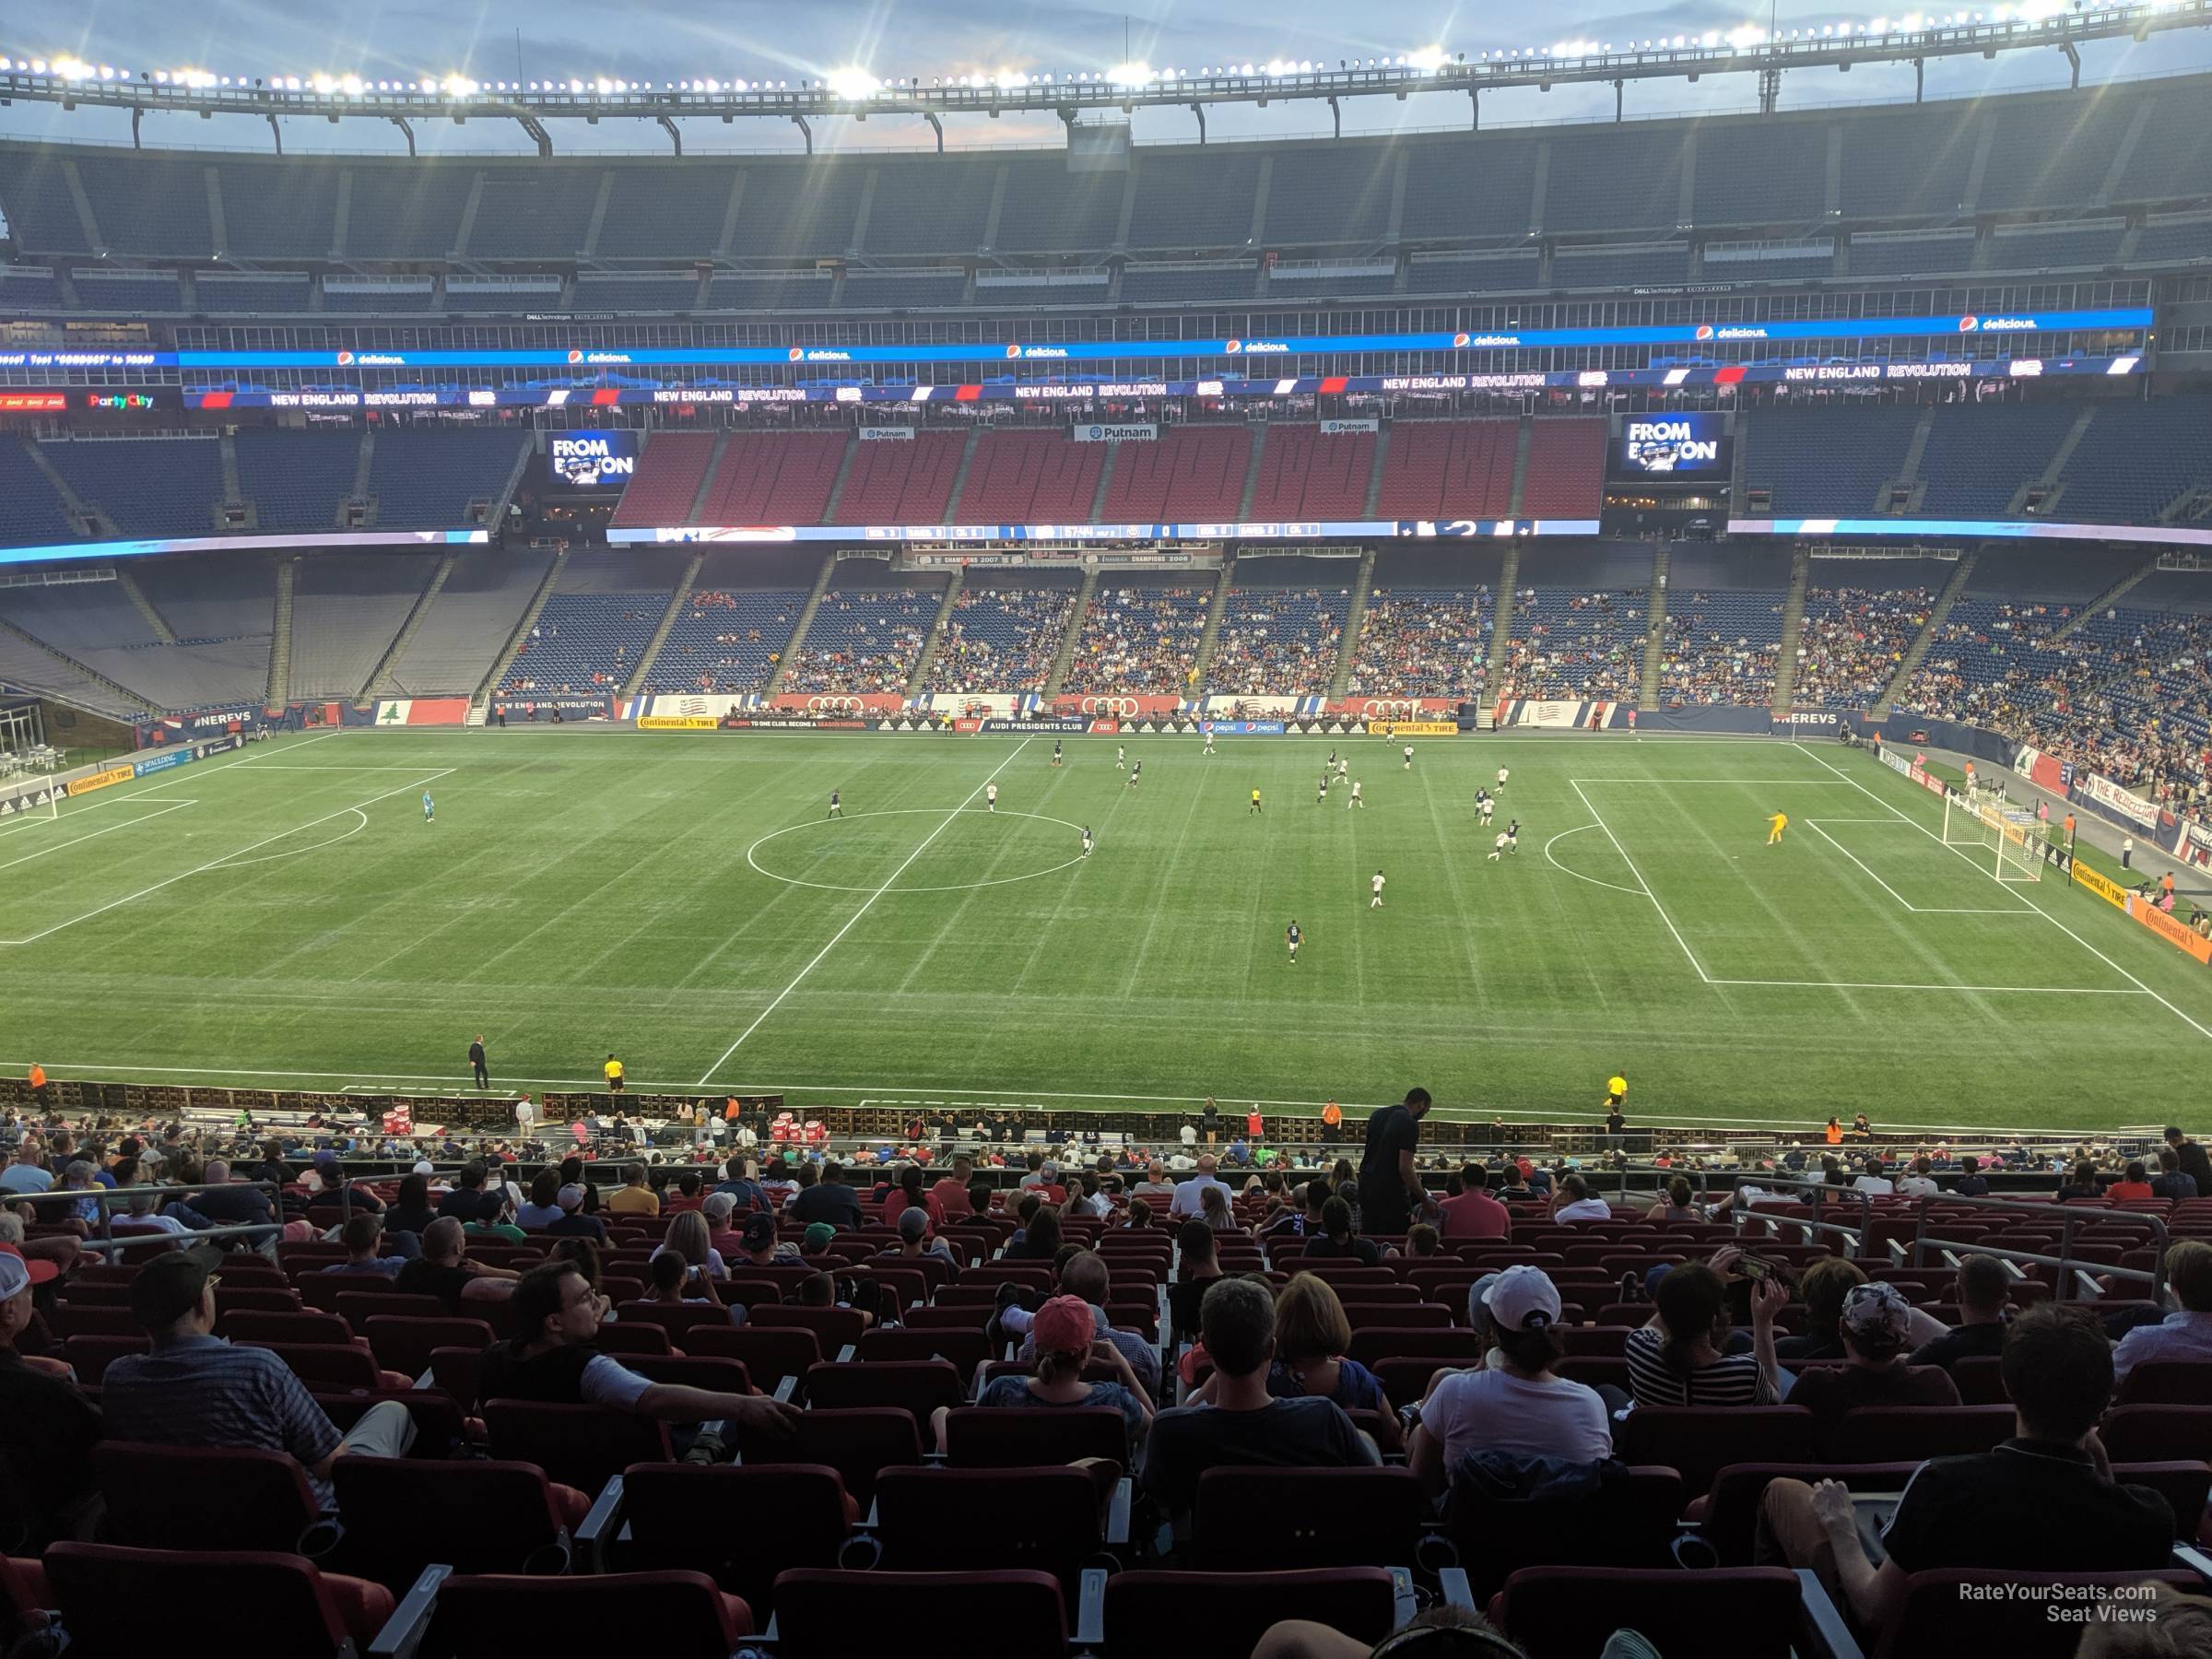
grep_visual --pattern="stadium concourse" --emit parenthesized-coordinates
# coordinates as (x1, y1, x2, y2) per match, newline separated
(12, 35, 2212, 1657)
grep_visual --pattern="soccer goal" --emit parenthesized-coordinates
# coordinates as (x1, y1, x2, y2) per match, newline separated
(0, 778, 61, 824)
(1942, 791, 2043, 883)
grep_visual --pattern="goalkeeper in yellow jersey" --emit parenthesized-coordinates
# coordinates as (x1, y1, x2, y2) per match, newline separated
(1767, 811, 1788, 846)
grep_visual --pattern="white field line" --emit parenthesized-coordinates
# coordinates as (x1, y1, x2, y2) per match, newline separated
(0, 729, 344, 839)
(0, 769, 451, 947)
(1568, 777, 1714, 982)
(1802, 820, 2030, 916)
(0, 799, 194, 873)
(693, 738, 1033, 1085)
(1542, 823, 1644, 897)
(1793, 743, 2212, 1043)
(1706, 978, 2146, 995)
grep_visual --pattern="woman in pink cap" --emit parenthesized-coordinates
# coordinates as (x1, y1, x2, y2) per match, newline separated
(933, 1293, 1153, 1456)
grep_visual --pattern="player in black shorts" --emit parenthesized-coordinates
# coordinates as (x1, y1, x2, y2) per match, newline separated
(828, 789, 842, 819)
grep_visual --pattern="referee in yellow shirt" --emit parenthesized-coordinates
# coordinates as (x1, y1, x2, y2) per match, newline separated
(1767, 811, 1788, 846)
(603, 1053, 626, 1094)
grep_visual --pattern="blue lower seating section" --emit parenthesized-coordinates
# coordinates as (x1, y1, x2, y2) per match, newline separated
(781, 586, 935, 693)
(368, 429, 526, 528)
(1509, 589, 1644, 700)
(506, 592, 670, 694)
(1658, 590, 1783, 706)
(924, 586, 1077, 693)
(1346, 588, 1488, 700)
(1206, 587, 1344, 696)
(643, 589, 808, 696)
(37, 436, 223, 538)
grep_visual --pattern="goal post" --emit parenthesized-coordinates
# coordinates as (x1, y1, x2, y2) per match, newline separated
(0, 779, 61, 824)
(1942, 791, 2043, 883)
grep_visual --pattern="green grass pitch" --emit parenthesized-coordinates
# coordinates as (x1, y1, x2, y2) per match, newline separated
(2, 726, 2203, 1136)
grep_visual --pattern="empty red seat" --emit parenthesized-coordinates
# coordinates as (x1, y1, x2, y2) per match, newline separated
(2101, 1404, 2212, 1464)
(218, 1310, 355, 1347)
(616, 1464, 852, 1618)
(1447, 1465, 1683, 1597)
(481, 1401, 670, 1494)
(942, 1406, 1127, 1469)
(363, 1314, 495, 1380)
(91, 1442, 321, 1551)
(876, 1465, 1106, 1588)
(406, 1569, 748, 1658)
(858, 1326, 993, 1377)
(327, 1458, 580, 1590)
(1617, 1407, 1818, 1499)
(1102, 1568, 1395, 1659)
(2115, 1359, 2212, 1405)
(680, 1324, 822, 1395)
(803, 1359, 965, 1425)
(42, 1542, 389, 1659)
(744, 1303, 867, 1353)
(236, 1339, 397, 1394)
(774, 1570, 1063, 1659)
(1194, 1467, 1424, 1571)
(1829, 1404, 2014, 1463)
(727, 1407, 923, 1510)
(60, 1333, 146, 1382)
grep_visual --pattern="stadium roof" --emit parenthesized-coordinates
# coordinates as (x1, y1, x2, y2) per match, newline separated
(2, 1, 2207, 154)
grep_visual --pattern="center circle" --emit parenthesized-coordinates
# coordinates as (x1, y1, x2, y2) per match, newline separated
(746, 808, 1089, 894)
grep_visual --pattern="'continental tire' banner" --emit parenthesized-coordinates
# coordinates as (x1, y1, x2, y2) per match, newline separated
(2126, 895, 2212, 964)
(1369, 721, 1458, 737)
(68, 765, 135, 797)
(638, 715, 720, 731)
(2073, 862, 2130, 910)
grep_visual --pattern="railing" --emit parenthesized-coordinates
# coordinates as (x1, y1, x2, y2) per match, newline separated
(13, 1178, 285, 1253)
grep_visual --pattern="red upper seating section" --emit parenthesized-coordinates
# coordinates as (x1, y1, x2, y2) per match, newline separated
(1373, 419, 1517, 519)
(1098, 426, 1251, 522)
(1244, 427, 1376, 520)
(697, 433, 847, 527)
(830, 430, 967, 526)
(608, 431, 717, 529)
(952, 429, 1107, 523)
(1518, 418, 1608, 517)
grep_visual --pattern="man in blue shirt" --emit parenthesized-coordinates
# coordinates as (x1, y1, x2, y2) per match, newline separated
(2113, 1240, 2212, 1383)
(102, 1249, 416, 1510)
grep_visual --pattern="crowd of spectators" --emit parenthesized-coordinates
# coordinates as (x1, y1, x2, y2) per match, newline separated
(640, 588, 795, 698)
(921, 586, 1077, 696)
(1504, 589, 1642, 700)
(1791, 586, 1932, 711)
(1655, 592, 1783, 707)
(1063, 585, 1209, 694)
(776, 589, 933, 695)
(1203, 588, 1346, 697)
(1343, 587, 1488, 700)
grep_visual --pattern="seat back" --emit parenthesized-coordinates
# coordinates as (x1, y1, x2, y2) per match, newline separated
(745, 1303, 867, 1351)
(680, 1324, 823, 1395)
(91, 1442, 320, 1551)
(1616, 1406, 1817, 1495)
(594, 1322, 674, 1357)
(481, 1401, 672, 1493)
(2115, 1359, 2212, 1405)
(218, 1310, 356, 1347)
(729, 1407, 923, 1508)
(1830, 1404, 2015, 1463)
(420, 1571, 746, 1659)
(1445, 1465, 1684, 1596)
(44, 1542, 354, 1659)
(858, 1326, 993, 1376)
(802, 1359, 964, 1424)
(237, 1339, 387, 1393)
(364, 1315, 496, 1379)
(1700, 1463, 1923, 1566)
(1102, 1569, 1394, 1659)
(2100, 1404, 2212, 1464)
(1194, 1467, 1425, 1571)
(941, 1406, 1128, 1469)
(1343, 1327, 1488, 1369)
(772, 1570, 1064, 1659)
(618, 1464, 850, 1617)
(1948, 1355, 2009, 1405)
(332, 1291, 445, 1329)
(1496, 1566, 1805, 1658)
(60, 1333, 147, 1382)
(875, 1466, 1103, 1587)
(328, 1458, 567, 1590)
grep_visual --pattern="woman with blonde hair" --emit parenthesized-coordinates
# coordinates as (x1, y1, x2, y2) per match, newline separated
(653, 1208, 728, 1280)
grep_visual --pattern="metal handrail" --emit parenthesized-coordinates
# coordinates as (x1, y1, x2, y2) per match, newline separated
(1902, 1188, 2171, 1303)
(11, 1177, 286, 1253)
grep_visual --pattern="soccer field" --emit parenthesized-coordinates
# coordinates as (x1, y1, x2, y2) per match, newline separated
(1, 725, 2202, 1135)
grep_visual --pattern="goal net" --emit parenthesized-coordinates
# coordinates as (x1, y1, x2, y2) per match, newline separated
(0, 779, 61, 824)
(1942, 791, 2043, 883)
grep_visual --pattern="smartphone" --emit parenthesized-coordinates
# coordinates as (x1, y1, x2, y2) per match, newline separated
(1735, 1251, 1797, 1290)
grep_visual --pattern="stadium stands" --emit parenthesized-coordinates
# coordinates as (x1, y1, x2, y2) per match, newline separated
(37, 437, 223, 539)
(365, 429, 526, 530)
(384, 549, 551, 697)
(287, 556, 438, 700)
(232, 430, 361, 535)
(1507, 589, 1645, 700)
(1098, 428, 1251, 524)
(1657, 588, 1785, 707)
(832, 431, 966, 526)
(1794, 586, 1933, 711)
(698, 434, 847, 528)
(610, 432, 719, 530)
(779, 579, 935, 694)
(1518, 421, 1608, 518)
(1739, 406, 1921, 518)
(642, 587, 810, 697)
(2053, 397, 2212, 524)
(1244, 427, 1376, 521)
(1913, 403, 2078, 519)
(952, 430, 1108, 524)
(1372, 421, 1516, 521)
(1064, 586, 1211, 694)
(1345, 588, 1488, 700)
(923, 583, 1080, 695)
(0, 437, 80, 547)
(1205, 578, 1346, 696)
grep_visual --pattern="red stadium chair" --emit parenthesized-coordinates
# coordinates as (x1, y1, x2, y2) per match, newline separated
(42, 1543, 390, 1659)
(362, 1315, 494, 1380)
(727, 1407, 923, 1510)
(1618, 1406, 1818, 1499)
(875, 1465, 1110, 1589)
(1194, 1467, 1425, 1571)
(481, 1401, 671, 1495)
(92, 1442, 322, 1550)
(942, 1406, 1128, 1469)
(327, 1458, 579, 1590)
(2101, 1404, 2212, 1464)
(772, 1570, 1065, 1659)
(1102, 1569, 1397, 1659)
(1492, 1565, 1806, 1658)
(403, 1570, 749, 1659)
(680, 1324, 822, 1395)
(802, 1359, 964, 1425)
(1829, 1404, 2015, 1463)
(858, 1326, 994, 1376)
(743, 1303, 867, 1353)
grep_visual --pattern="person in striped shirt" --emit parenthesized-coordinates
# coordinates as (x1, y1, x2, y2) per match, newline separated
(1623, 1253, 1786, 1407)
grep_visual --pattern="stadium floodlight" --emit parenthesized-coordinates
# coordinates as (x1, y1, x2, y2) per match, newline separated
(825, 65, 879, 100)
(1108, 60, 1153, 86)
(1407, 43, 1449, 71)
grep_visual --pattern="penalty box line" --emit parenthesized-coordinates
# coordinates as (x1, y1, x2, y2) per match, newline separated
(0, 769, 452, 947)
(1571, 776, 2147, 1002)
(1801, 819, 2034, 915)
(1793, 743, 2206, 1039)
(693, 737, 1035, 1087)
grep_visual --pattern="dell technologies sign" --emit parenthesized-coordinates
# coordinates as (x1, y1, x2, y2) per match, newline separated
(547, 431, 639, 489)
(1616, 414, 1730, 479)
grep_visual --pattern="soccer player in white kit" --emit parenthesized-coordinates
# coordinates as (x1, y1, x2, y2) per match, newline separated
(1117, 745, 1126, 770)
(1081, 825, 1092, 857)
(986, 782, 998, 813)
(1347, 779, 1363, 809)
(1488, 830, 1510, 862)
(1203, 728, 1215, 755)
(1403, 744, 1415, 771)
(1336, 755, 1348, 779)
(1477, 790, 1493, 827)
(1496, 765, 1509, 793)
(1371, 869, 1385, 910)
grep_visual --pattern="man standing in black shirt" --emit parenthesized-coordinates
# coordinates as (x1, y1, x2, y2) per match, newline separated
(1358, 1088, 1433, 1238)
(2165, 1125, 2212, 1194)
(468, 1036, 489, 1090)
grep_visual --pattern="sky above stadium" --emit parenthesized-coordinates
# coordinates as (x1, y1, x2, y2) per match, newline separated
(0, 0, 2206, 154)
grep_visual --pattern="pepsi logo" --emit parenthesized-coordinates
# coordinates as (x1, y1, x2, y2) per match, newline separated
(1959, 316, 1979, 332)
(788, 347, 805, 362)
(1005, 344, 1022, 359)
(1224, 339, 1242, 354)
(1695, 325, 1714, 341)
(567, 349, 584, 364)
(1452, 332, 1470, 348)
(335, 350, 354, 366)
